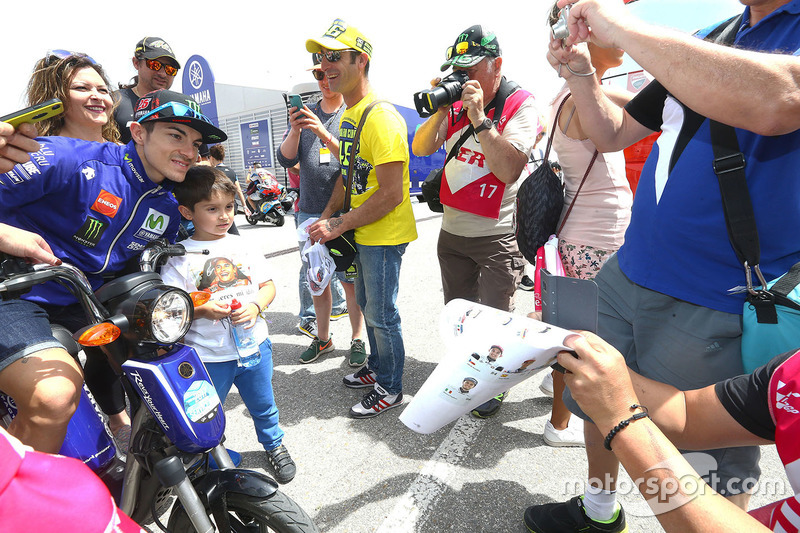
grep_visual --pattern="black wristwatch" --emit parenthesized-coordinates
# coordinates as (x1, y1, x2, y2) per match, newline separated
(474, 117, 493, 134)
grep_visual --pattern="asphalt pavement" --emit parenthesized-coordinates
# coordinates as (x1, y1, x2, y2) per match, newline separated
(217, 202, 790, 533)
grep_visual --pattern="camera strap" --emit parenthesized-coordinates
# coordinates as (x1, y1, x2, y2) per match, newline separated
(452, 76, 519, 130)
(488, 77, 519, 128)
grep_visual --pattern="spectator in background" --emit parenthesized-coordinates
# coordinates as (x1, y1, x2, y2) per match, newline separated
(113, 37, 180, 144)
(537, 10, 633, 449)
(197, 143, 211, 164)
(209, 144, 249, 218)
(412, 25, 541, 418)
(26, 50, 120, 143)
(307, 19, 417, 418)
(277, 66, 362, 363)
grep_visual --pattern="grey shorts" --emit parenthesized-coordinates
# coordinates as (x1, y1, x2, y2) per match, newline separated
(0, 299, 63, 373)
(563, 254, 760, 494)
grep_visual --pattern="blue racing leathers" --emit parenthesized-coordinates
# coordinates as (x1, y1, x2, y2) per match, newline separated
(0, 137, 180, 305)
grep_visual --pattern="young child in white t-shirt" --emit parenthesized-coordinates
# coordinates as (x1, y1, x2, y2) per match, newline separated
(161, 166, 295, 484)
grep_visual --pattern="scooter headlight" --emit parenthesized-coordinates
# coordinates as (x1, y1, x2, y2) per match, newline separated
(151, 289, 193, 343)
(134, 288, 193, 343)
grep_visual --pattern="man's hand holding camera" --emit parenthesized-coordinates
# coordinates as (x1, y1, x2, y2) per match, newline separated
(547, 36, 594, 80)
(555, 0, 635, 50)
(461, 80, 489, 131)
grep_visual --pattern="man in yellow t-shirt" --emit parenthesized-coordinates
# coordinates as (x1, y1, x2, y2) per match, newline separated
(307, 19, 417, 419)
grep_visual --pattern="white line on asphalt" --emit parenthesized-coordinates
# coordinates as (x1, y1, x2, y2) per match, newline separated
(376, 415, 485, 533)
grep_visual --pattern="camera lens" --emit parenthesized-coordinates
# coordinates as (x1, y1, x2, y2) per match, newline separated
(412, 70, 469, 118)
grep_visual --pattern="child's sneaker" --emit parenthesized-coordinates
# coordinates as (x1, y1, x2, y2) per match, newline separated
(349, 338, 368, 367)
(265, 444, 296, 484)
(299, 336, 334, 364)
(343, 366, 377, 388)
(349, 385, 403, 419)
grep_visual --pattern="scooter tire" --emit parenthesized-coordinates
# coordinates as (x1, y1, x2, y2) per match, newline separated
(274, 214, 285, 227)
(167, 490, 319, 533)
(246, 213, 260, 226)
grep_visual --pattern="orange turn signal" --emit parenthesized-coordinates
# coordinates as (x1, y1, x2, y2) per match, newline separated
(76, 323, 121, 347)
(190, 291, 211, 307)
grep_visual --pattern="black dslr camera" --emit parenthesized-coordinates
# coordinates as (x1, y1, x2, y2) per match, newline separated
(412, 70, 469, 118)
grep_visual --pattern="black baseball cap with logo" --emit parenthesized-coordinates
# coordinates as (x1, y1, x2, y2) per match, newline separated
(134, 90, 227, 143)
(135, 37, 181, 68)
(441, 25, 501, 71)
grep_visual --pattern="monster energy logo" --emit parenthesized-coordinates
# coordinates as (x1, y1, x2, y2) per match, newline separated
(72, 217, 107, 248)
(184, 99, 202, 113)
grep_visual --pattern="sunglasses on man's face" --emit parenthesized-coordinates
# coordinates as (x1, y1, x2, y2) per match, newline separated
(312, 49, 358, 64)
(144, 58, 179, 76)
(312, 69, 325, 81)
(44, 49, 97, 67)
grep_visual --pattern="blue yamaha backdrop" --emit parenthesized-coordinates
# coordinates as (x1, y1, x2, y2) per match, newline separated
(181, 55, 219, 127)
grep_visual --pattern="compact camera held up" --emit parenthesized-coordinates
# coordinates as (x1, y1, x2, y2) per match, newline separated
(551, 4, 572, 42)
(412, 70, 469, 118)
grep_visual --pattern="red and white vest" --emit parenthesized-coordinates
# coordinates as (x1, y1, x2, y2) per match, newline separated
(441, 89, 531, 219)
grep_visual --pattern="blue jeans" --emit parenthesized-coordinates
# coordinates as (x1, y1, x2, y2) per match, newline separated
(353, 243, 408, 395)
(295, 211, 347, 322)
(0, 299, 63, 372)
(204, 339, 284, 451)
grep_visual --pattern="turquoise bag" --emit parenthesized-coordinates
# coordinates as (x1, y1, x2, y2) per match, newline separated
(741, 263, 800, 373)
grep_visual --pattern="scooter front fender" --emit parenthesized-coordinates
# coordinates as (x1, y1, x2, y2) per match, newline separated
(177, 468, 279, 513)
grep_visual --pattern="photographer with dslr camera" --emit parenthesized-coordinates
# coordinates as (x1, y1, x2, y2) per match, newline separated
(413, 25, 541, 418)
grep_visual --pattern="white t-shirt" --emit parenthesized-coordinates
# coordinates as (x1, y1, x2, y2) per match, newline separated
(161, 235, 272, 363)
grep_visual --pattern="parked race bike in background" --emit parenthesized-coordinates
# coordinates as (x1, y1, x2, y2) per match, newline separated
(0, 240, 318, 533)
(245, 169, 298, 227)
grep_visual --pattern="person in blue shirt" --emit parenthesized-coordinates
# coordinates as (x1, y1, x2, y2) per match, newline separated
(524, 1, 800, 532)
(0, 90, 226, 453)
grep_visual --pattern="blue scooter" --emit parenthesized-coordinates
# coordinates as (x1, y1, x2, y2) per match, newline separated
(0, 240, 318, 532)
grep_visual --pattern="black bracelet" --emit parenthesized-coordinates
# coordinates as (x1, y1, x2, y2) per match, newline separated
(604, 404, 650, 451)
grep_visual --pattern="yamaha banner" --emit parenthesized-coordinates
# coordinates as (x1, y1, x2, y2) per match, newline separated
(182, 54, 219, 126)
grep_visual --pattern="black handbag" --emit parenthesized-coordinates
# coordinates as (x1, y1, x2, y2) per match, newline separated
(515, 96, 571, 263)
(421, 168, 444, 213)
(325, 100, 385, 271)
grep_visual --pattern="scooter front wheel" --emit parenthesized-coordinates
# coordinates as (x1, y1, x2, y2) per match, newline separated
(246, 213, 260, 226)
(167, 490, 319, 533)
